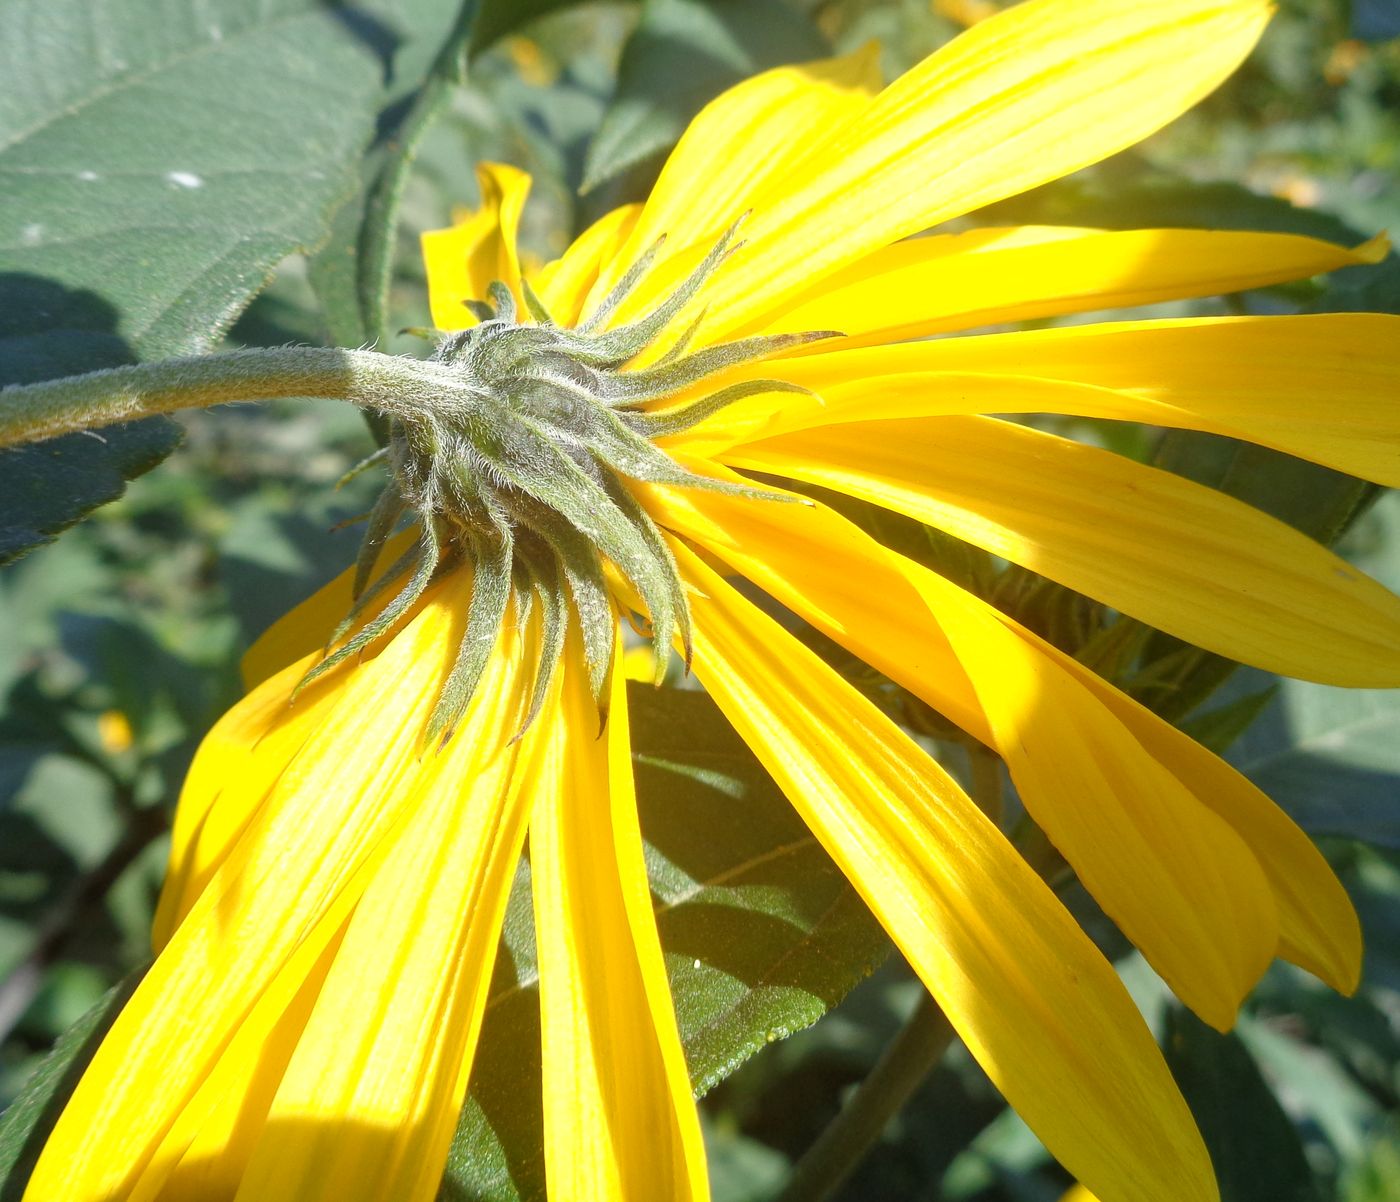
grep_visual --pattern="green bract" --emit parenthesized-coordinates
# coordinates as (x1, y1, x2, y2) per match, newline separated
(334, 221, 835, 740)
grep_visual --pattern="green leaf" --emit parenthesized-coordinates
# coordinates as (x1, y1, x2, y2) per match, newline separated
(0, 967, 145, 1201)
(0, 0, 426, 559)
(580, 0, 828, 195)
(470, 0, 635, 57)
(1163, 1006, 1320, 1202)
(1228, 679, 1400, 850)
(440, 682, 888, 1200)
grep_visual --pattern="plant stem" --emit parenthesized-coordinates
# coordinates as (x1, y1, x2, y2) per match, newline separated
(776, 992, 956, 1202)
(0, 346, 470, 449)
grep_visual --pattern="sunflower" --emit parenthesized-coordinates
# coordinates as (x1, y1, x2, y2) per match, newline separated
(23, 0, 1400, 1199)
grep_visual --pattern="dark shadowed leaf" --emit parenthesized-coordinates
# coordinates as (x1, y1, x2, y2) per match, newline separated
(581, 0, 828, 195)
(1164, 1007, 1320, 1202)
(440, 682, 888, 1200)
(0, 321, 182, 565)
(0, 0, 433, 559)
(1228, 678, 1400, 851)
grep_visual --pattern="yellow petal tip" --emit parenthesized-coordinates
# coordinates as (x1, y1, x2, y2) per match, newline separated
(1355, 231, 1391, 264)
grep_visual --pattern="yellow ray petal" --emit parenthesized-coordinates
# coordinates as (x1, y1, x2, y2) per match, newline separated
(660, 0, 1271, 343)
(902, 575, 1277, 1028)
(126, 927, 347, 1202)
(585, 43, 882, 321)
(722, 313, 1400, 486)
(153, 654, 340, 948)
(728, 416, 1400, 686)
(531, 636, 709, 1201)
(675, 543, 1216, 1202)
(231, 624, 536, 1202)
(750, 227, 1385, 347)
(532, 202, 642, 327)
(634, 472, 989, 744)
(24, 570, 483, 1200)
(421, 162, 531, 330)
(1032, 632, 1363, 994)
(649, 469, 1357, 999)
(651, 474, 1276, 1026)
(159, 529, 425, 945)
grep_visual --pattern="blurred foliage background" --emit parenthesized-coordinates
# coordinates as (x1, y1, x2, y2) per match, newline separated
(2, 0, 1400, 1199)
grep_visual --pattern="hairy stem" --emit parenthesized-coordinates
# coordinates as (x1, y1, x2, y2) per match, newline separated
(777, 992, 957, 1202)
(0, 346, 472, 449)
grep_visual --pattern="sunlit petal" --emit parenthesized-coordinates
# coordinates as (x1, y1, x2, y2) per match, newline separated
(587, 43, 881, 320)
(231, 625, 536, 1202)
(750, 226, 1385, 347)
(654, 477, 1279, 1026)
(706, 313, 1400, 486)
(676, 542, 1217, 1202)
(421, 162, 532, 330)
(647, 468, 1357, 993)
(531, 637, 709, 1200)
(663, 0, 1271, 342)
(728, 416, 1400, 686)
(533, 202, 643, 326)
(23, 571, 484, 1199)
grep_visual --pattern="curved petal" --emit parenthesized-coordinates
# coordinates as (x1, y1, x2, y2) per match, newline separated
(531, 636, 709, 1200)
(674, 542, 1217, 1202)
(586, 43, 882, 323)
(715, 313, 1400, 487)
(653, 478, 1277, 1027)
(153, 654, 341, 948)
(727, 415, 1400, 686)
(750, 226, 1385, 347)
(648, 471, 1358, 997)
(125, 927, 347, 1201)
(231, 623, 536, 1202)
(159, 529, 424, 945)
(421, 162, 532, 330)
(532, 202, 642, 326)
(634, 473, 989, 744)
(900, 574, 1278, 1028)
(23, 570, 489, 1200)
(664, 0, 1271, 342)
(1042, 642, 1363, 994)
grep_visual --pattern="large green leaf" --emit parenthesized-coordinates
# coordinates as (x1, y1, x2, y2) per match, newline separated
(0, 0, 433, 559)
(0, 967, 144, 1201)
(440, 682, 888, 1200)
(580, 0, 828, 195)
(1163, 1007, 1320, 1202)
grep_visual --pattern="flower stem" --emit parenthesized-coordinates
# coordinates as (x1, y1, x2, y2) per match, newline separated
(776, 992, 956, 1202)
(0, 345, 471, 448)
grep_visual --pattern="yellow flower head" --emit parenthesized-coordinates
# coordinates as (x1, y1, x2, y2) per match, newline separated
(26, 1, 1400, 1200)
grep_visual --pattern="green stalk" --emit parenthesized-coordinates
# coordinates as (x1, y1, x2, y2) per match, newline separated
(0, 346, 471, 449)
(776, 993, 957, 1202)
